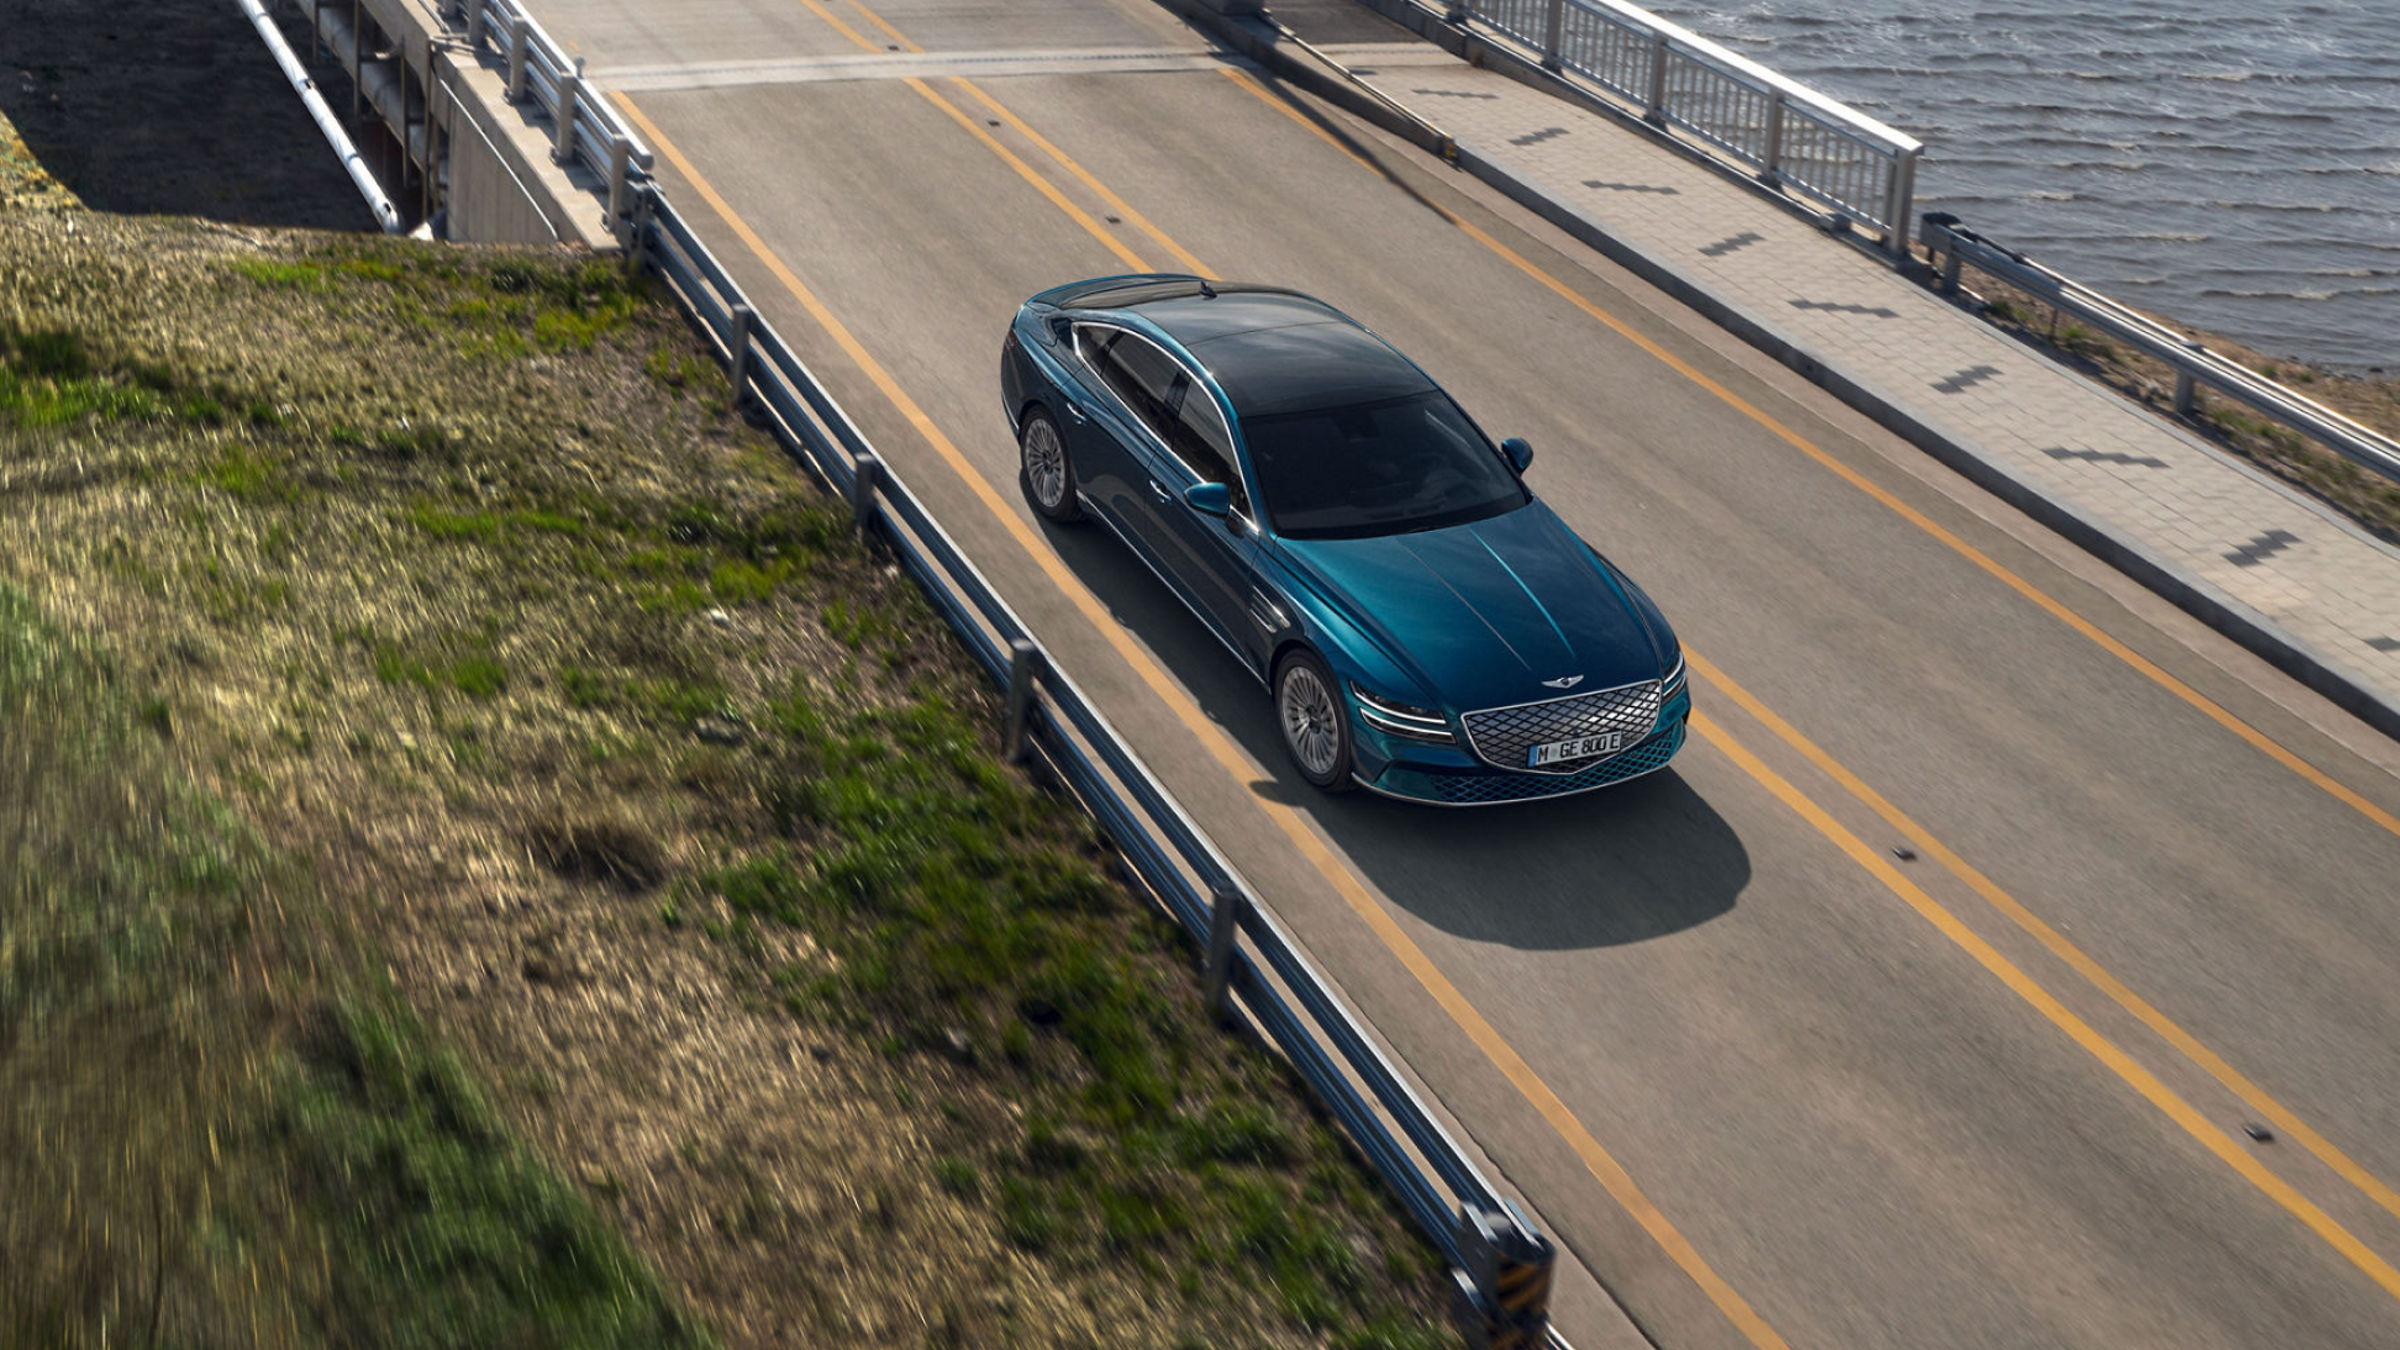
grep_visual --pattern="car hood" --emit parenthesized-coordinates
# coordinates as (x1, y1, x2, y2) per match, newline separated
(1275, 503, 1668, 712)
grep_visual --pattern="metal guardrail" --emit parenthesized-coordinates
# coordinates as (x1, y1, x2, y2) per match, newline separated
(448, 0, 654, 225)
(431, 3, 1566, 1343)
(1429, 0, 1922, 257)
(1922, 214, 2400, 487)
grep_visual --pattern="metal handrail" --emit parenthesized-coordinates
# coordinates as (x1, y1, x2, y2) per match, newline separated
(1429, 0, 1921, 256)
(1922, 214, 2400, 486)
(449, 0, 653, 219)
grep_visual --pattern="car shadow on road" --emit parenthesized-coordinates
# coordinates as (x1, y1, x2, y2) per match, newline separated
(1034, 515, 1748, 951)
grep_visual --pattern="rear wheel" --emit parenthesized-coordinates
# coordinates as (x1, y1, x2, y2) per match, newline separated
(1274, 650, 1355, 793)
(1018, 407, 1082, 523)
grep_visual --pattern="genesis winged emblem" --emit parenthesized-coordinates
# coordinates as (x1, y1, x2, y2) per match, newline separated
(1541, 674, 1585, 690)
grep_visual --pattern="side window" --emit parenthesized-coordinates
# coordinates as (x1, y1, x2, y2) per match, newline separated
(1082, 327, 1249, 511)
(1072, 324, 1113, 366)
(1167, 376, 1248, 511)
(1087, 329, 1182, 441)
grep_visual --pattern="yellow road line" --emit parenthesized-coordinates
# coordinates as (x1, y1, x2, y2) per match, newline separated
(1691, 709, 2400, 1305)
(611, 89, 1795, 1350)
(844, 0, 916, 50)
(830, 0, 1219, 276)
(1214, 67, 2400, 843)
(784, 0, 1155, 275)
(1690, 649, 2400, 1227)
(949, 77, 1220, 280)
(789, 0, 880, 53)
(902, 76, 1153, 272)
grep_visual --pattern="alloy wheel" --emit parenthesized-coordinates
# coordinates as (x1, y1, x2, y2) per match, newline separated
(1279, 662, 1342, 780)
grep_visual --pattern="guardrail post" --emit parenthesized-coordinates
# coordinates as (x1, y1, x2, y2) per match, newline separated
(626, 183, 654, 273)
(2174, 370, 2199, 417)
(1002, 639, 1040, 764)
(607, 135, 632, 230)
(1452, 1206, 1555, 1350)
(506, 16, 529, 101)
(1758, 88, 1785, 185)
(848, 451, 880, 530)
(1203, 883, 1244, 1022)
(1883, 145, 1920, 261)
(1540, 0, 1565, 70)
(725, 302, 755, 404)
(464, 0, 486, 50)
(1443, 0, 1467, 23)
(1643, 30, 1671, 124)
(553, 59, 581, 166)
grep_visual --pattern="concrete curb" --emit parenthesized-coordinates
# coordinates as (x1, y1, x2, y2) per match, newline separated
(1177, 1, 2400, 743)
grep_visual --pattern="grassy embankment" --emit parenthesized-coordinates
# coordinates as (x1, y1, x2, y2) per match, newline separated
(0, 125, 1448, 1348)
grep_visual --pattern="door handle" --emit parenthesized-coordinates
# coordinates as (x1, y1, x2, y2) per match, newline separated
(1149, 479, 1172, 504)
(1063, 402, 1089, 424)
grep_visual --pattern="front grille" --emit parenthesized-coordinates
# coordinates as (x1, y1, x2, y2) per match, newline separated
(1461, 679, 1665, 773)
(1387, 724, 1684, 805)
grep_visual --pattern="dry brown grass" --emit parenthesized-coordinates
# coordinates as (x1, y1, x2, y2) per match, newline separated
(0, 178, 1448, 1348)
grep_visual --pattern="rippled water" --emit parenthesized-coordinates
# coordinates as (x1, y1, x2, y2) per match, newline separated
(1640, 0, 2400, 370)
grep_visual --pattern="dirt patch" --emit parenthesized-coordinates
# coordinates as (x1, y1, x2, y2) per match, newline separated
(2, 0, 377, 229)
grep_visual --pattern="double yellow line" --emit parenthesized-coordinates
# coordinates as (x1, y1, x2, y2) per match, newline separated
(611, 5, 2400, 1340)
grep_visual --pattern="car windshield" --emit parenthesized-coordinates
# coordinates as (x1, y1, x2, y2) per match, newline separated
(1243, 392, 1528, 540)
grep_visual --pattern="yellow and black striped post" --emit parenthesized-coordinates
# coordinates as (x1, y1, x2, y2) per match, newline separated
(1451, 1205, 1555, 1350)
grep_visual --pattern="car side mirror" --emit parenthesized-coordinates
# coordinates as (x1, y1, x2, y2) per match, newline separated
(1184, 481, 1232, 517)
(1502, 437, 1535, 473)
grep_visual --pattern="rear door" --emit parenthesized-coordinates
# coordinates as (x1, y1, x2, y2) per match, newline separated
(1086, 332, 1268, 669)
(1065, 321, 1166, 535)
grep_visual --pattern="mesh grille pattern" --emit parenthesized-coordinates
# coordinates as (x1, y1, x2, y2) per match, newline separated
(1396, 725, 1683, 805)
(1462, 680, 1664, 773)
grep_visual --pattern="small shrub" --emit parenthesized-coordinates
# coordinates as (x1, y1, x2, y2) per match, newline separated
(207, 449, 299, 505)
(449, 655, 507, 700)
(933, 1157, 980, 1198)
(524, 812, 669, 892)
(231, 258, 330, 290)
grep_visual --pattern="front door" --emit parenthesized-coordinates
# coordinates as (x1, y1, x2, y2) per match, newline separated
(1079, 327, 1264, 668)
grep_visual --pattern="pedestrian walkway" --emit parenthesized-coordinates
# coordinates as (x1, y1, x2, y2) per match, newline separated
(1266, 13, 2400, 734)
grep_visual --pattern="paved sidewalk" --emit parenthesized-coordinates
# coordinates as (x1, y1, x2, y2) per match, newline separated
(1259, 14, 2400, 735)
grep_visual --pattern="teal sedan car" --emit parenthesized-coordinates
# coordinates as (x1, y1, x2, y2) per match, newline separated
(1000, 275, 1688, 805)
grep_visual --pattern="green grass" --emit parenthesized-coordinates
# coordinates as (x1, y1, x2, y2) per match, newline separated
(682, 688, 1437, 1335)
(0, 583, 706, 1349)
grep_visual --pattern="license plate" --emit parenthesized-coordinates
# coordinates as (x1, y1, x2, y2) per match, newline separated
(1527, 731, 1622, 767)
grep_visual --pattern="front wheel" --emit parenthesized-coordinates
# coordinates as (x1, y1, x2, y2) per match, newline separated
(1274, 650, 1355, 794)
(1018, 407, 1083, 524)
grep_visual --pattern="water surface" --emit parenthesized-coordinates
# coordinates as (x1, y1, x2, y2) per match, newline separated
(1643, 0, 2400, 370)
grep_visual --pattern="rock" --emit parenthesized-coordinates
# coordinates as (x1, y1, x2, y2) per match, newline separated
(941, 1028, 975, 1064)
(706, 607, 733, 628)
(693, 716, 744, 746)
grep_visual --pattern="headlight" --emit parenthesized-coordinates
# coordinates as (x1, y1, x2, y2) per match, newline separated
(1350, 682, 1454, 742)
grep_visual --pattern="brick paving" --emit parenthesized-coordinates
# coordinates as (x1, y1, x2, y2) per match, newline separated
(1309, 34, 2400, 727)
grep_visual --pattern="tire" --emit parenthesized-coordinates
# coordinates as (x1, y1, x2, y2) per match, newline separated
(1273, 649, 1355, 794)
(1018, 407, 1083, 524)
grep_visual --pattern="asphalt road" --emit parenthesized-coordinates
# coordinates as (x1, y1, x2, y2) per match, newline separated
(518, 0, 2400, 1344)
